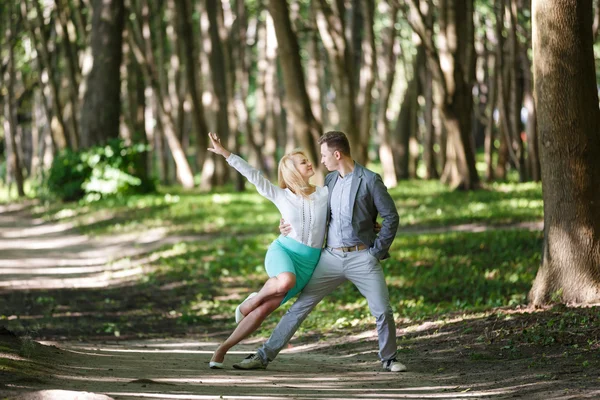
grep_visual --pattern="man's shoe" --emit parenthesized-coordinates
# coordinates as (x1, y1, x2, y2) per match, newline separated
(383, 358, 407, 372)
(235, 292, 258, 323)
(232, 353, 267, 370)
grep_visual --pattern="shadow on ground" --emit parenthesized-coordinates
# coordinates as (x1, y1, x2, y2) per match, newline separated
(1, 307, 599, 400)
(1, 203, 599, 399)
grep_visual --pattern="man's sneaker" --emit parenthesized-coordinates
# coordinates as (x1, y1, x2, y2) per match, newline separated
(383, 358, 407, 372)
(232, 353, 267, 370)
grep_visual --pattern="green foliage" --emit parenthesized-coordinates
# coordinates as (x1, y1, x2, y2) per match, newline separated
(22, 179, 545, 338)
(46, 139, 155, 202)
(47, 148, 91, 201)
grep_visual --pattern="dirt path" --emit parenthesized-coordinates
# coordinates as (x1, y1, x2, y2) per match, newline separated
(1, 204, 598, 400)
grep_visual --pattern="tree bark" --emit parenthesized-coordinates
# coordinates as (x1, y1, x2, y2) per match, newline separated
(520, 2, 540, 182)
(231, 0, 271, 178)
(356, 0, 376, 164)
(54, 0, 81, 142)
(206, 0, 233, 186)
(307, 2, 324, 130)
(407, 0, 479, 190)
(314, 0, 360, 162)
(483, 12, 497, 182)
(266, 0, 322, 175)
(419, 0, 438, 180)
(393, 44, 423, 181)
(128, 0, 194, 187)
(4, 7, 25, 197)
(376, 1, 400, 187)
(593, 0, 600, 41)
(80, 0, 125, 148)
(124, 38, 150, 183)
(253, 10, 277, 176)
(529, 0, 600, 305)
(21, 1, 72, 150)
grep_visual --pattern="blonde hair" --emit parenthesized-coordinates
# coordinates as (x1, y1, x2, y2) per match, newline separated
(278, 149, 312, 199)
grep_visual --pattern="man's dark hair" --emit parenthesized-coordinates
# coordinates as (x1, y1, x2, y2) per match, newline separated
(318, 131, 351, 156)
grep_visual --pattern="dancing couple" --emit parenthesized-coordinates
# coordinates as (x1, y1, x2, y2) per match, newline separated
(207, 131, 405, 373)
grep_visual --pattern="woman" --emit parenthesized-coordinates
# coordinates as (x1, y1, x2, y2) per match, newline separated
(207, 132, 328, 369)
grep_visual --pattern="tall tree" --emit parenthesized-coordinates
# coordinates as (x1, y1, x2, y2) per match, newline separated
(355, 0, 376, 164)
(407, 0, 480, 190)
(21, 1, 72, 150)
(127, 0, 195, 187)
(496, 0, 526, 181)
(3, 4, 25, 197)
(313, 0, 360, 161)
(529, 0, 600, 305)
(376, 1, 400, 187)
(206, 0, 233, 186)
(79, 0, 125, 148)
(266, 0, 322, 175)
(54, 0, 81, 142)
(231, 0, 270, 176)
(392, 43, 423, 180)
(419, 0, 439, 181)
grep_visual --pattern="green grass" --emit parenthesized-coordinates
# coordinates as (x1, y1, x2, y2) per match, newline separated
(3, 178, 545, 338)
(33, 179, 543, 235)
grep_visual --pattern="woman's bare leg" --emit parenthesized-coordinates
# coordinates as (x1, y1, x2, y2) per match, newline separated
(238, 272, 295, 317)
(211, 295, 284, 363)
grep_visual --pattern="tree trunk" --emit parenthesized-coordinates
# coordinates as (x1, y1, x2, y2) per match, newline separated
(253, 10, 277, 176)
(520, 2, 540, 182)
(495, 120, 508, 179)
(307, 2, 324, 130)
(407, 0, 479, 190)
(21, 1, 71, 150)
(529, 0, 600, 305)
(376, 1, 399, 187)
(267, 0, 322, 175)
(80, 0, 125, 148)
(438, 0, 479, 190)
(128, 0, 195, 187)
(483, 13, 497, 182)
(175, 0, 208, 169)
(496, 0, 524, 180)
(4, 8, 25, 197)
(54, 0, 81, 143)
(393, 44, 423, 181)
(420, 0, 438, 180)
(356, 0, 376, 164)
(231, 0, 268, 178)
(205, 0, 233, 186)
(593, 0, 600, 41)
(125, 43, 150, 183)
(314, 0, 360, 162)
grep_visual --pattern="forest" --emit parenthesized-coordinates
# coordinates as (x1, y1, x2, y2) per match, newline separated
(1, 0, 600, 398)
(6, 0, 593, 193)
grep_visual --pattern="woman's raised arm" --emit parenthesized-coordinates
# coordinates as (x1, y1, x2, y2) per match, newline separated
(208, 132, 280, 201)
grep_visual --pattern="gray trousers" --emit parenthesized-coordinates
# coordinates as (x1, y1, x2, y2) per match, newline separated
(257, 247, 397, 363)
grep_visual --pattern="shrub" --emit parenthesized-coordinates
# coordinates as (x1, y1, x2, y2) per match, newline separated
(46, 139, 155, 201)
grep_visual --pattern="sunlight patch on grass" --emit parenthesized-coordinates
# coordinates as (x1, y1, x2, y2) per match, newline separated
(21, 179, 545, 338)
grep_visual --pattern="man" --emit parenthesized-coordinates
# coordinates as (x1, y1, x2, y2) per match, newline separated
(233, 131, 405, 372)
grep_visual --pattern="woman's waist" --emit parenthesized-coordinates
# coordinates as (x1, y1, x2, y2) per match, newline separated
(276, 234, 323, 252)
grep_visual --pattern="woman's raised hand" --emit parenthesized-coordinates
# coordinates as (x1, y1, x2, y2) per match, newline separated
(207, 132, 231, 158)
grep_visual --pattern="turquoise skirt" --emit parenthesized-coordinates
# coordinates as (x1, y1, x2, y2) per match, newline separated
(265, 235, 321, 304)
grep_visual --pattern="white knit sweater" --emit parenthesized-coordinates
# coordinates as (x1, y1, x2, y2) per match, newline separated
(227, 154, 328, 248)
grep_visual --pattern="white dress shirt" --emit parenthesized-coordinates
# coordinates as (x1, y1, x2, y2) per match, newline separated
(227, 154, 328, 248)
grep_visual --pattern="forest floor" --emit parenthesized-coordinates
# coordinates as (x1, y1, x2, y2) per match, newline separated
(1, 203, 599, 400)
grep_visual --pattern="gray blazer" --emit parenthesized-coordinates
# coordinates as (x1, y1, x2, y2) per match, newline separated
(325, 162, 399, 260)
